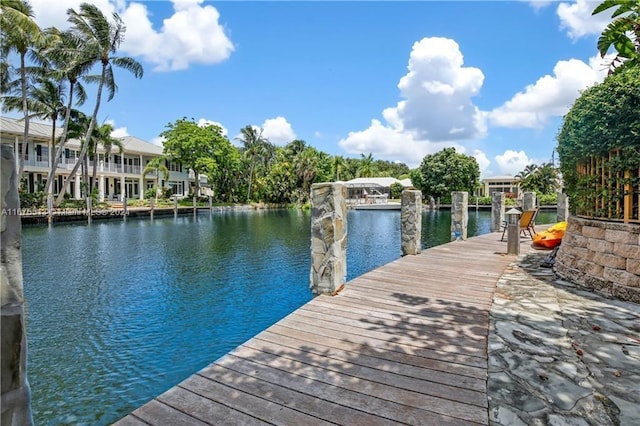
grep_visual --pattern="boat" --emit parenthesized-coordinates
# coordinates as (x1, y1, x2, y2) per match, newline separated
(352, 189, 401, 210)
(532, 221, 567, 249)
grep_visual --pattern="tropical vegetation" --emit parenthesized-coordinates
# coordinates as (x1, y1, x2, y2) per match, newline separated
(592, 0, 640, 75)
(556, 66, 639, 221)
(514, 162, 560, 195)
(410, 147, 480, 203)
(1, 1, 411, 209)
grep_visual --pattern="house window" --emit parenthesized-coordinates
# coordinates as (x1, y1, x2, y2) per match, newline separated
(18, 143, 28, 160)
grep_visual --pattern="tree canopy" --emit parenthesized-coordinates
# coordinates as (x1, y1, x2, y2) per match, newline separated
(557, 66, 640, 217)
(515, 163, 560, 195)
(592, 0, 640, 74)
(410, 147, 480, 199)
(161, 118, 229, 197)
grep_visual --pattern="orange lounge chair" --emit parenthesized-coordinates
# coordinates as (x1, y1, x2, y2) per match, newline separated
(501, 209, 538, 241)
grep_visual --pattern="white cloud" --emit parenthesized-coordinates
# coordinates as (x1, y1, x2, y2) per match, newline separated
(557, 0, 610, 39)
(494, 150, 532, 176)
(339, 37, 486, 168)
(259, 116, 296, 145)
(395, 37, 486, 141)
(150, 136, 165, 147)
(29, 0, 234, 72)
(527, 1, 555, 11)
(472, 150, 491, 177)
(110, 127, 129, 138)
(488, 56, 606, 128)
(197, 118, 228, 136)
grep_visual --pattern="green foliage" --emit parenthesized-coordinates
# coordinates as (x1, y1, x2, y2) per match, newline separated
(412, 147, 480, 199)
(592, 0, 640, 74)
(557, 66, 640, 215)
(538, 193, 558, 206)
(161, 118, 228, 196)
(470, 196, 492, 205)
(144, 187, 156, 199)
(389, 182, 404, 199)
(515, 162, 560, 195)
(19, 190, 45, 209)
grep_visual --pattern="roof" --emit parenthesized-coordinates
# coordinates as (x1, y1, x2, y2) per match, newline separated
(345, 177, 402, 187)
(482, 175, 518, 182)
(0, 116, 60, 140)
(0, 116, 163, 156)
(119, 136, 163, 156)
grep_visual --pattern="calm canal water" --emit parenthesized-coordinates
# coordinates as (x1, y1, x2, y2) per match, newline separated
(22, 208, 556, 425)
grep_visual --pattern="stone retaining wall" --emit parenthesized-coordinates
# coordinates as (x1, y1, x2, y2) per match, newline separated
(555, 216, 640, 303)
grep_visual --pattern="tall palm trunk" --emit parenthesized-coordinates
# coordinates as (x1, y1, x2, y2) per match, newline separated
(44, 80, 75, 196)
(17, 52, 29, 184)
(91, 144, 98, 194)
(54, 66, 105, 207)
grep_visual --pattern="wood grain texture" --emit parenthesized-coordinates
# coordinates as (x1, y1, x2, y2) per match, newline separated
(115, 231, 515, 425)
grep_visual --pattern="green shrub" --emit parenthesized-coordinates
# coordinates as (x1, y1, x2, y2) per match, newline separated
(538, 193, 558, 206)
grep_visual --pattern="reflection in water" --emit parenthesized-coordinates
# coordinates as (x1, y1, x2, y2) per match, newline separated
(22, 208, 556, 425)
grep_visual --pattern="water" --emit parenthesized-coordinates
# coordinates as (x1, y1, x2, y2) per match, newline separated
(22, 208, 556, 425)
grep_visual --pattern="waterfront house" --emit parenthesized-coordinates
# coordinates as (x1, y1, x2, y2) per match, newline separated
(479, 175, 520, 198)
(0, 116, 196, 202)
(343, 177, 412, 202)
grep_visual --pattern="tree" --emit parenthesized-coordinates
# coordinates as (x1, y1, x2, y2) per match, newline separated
(356, 153, 376, 178)
(331, 155, 347, 181)
(557, 66, 640, 215)
(411, 147, 480, 199)
(516, 163, 559, 194)
(1, 0, 42, 181)
(235, 125, 275, 201)
(161, 118, 227, 199)
(89, 122, 122, 192)
(593, 0, 640, 74)
(40, 28, 90, 200)
(294, 146, 321, 203)
(55, 3, 143, 207)
(143, 157, 169, 201)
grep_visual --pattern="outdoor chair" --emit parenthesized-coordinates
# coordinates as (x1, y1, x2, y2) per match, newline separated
(501, 209, 538, 241)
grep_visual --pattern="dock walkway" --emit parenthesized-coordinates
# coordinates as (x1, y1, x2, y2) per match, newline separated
(116, 232, 515, 425)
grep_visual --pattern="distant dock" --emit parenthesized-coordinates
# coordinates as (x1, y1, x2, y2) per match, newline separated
(116, 231, 516, 425)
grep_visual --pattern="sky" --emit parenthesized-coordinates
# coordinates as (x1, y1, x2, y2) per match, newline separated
(22, 0, 615, 176)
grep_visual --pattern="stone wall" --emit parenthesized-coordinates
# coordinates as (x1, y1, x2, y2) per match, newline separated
(309, 183, 347, 295)
(555, 216, 640, 303)
(400, 190, 422, 256)
(1, 144, 33, 424)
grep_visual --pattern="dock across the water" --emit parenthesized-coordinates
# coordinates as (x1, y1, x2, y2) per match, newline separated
(116, 231, 517, 425)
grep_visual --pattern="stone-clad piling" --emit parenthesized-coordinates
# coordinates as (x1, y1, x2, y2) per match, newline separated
(401, 190, 422, 256)
(492, 192, 505, 232)
(1, 144, 33, 425)
(523, 191, 536, 211)
(557, 192, 569, 222)
(451, 191, 468, 241)
(310, 183, 347, 295)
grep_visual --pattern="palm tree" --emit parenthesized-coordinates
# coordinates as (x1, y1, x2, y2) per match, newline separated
(593, 0, 640, 74)
(1, 0, 42, 181)
(55, 3, 143, 207)
(89, 122, 122, 194)
(41, 28, 90, 200)
(294, 147, 320, 202)
(356, 153, 375, 178)
(2, 72, 67, 214)
(143, 157, 169, 201)
(236, 125, 267, 201)
(331, 155, 347, 181)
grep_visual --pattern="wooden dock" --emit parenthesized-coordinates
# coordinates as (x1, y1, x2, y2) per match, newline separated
(115, 232, 517, 425)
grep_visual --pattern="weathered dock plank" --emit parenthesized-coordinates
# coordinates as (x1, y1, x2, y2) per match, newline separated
(115, 231, 516, 425)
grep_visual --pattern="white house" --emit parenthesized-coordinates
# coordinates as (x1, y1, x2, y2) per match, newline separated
(0, 116, 193, 201)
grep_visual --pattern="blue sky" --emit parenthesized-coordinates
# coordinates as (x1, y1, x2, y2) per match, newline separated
(25, 0, 613, 176)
